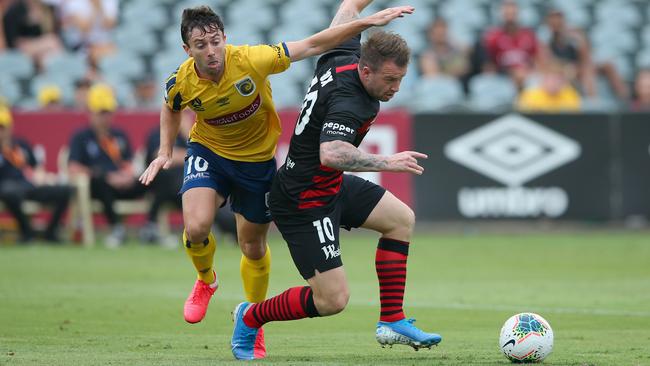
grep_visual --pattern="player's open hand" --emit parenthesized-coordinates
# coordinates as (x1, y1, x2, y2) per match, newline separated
(366, 6, 415, 26)
(139, 155, 172, 186)
(387, 151, 427, 175)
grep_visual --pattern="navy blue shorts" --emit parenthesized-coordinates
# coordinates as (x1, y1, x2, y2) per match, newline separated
(180, 142, 276, 224)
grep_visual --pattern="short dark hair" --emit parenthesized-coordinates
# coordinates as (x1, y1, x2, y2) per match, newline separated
(180, 6, 225, 45)
(359, 31, 410, 71)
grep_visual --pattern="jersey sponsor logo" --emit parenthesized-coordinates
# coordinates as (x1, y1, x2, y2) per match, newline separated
(190, 97, 205, 111)
(234, 76, 256, 96)
(322, 122, 355, 137)
(321, 244, 340, 260)
(183, 171, 209, 183)
(204, 94, 262, 126)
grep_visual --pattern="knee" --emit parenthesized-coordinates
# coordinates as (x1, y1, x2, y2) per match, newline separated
(184, 220, 212, 243)
(315, 288, 350, 316)
(239, 237, 266, 260)
(385, 205, 415, 238)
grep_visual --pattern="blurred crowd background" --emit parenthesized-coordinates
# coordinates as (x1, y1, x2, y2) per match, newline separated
(1, 0, 650, 113)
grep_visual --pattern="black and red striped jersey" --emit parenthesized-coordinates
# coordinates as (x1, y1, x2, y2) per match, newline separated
(270, 36, 379, 219)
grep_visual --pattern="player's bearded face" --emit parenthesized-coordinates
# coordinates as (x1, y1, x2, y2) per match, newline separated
(184, 27, 227, 78)
(362, 61, 407, 102)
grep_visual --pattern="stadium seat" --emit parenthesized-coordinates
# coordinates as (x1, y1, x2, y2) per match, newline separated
(0, 75, 22, 105)
(442, 0, 488, 30)
(0, 51, 35, 79)
(636, 49, 650, 69)
(641, 26, 650, 47)
(279, 0, 329, 30)
(153, 49, 189, 85)
(408, 76, 465, 112)
(268, 23, 314, 46)
(468, 74, 517, 111)
(121, 1, 168, 30)
(98, 52, 146, 81)
(595, 0, 642, 28)
(42, 52, 88, 81)
(269, 75, 303, 109)
(590, 24, 637, 55)
(225, 1, 275, 31)
(113, 26, 158, 56)
(224, 25, 266, 46)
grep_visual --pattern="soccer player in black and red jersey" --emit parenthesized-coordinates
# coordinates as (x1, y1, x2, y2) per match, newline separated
(231, 0, 441, 359)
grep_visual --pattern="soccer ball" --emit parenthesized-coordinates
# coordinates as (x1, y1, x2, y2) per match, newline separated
(499, 313, 553, 363)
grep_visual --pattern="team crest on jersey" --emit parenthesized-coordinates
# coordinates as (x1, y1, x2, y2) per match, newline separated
(190, 98, 205, 111)
(234, 76, 256, 96)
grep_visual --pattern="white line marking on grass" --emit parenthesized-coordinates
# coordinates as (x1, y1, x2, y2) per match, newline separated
(349, 300, 650, 318)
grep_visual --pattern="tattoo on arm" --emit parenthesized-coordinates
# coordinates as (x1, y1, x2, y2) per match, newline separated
(330, 9, 359, 27)
(321, 140, 388, 171)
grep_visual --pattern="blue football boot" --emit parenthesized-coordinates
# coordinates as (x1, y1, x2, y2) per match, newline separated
(231, 302, 260, 360)
(376, 318, 442, 350)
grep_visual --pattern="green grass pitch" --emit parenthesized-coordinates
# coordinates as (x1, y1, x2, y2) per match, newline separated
(1, 231, 649, 365)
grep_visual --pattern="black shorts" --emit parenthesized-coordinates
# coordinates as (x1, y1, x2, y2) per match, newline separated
(272, 174, 386, 280)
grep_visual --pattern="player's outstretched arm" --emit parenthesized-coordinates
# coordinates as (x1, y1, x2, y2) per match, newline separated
(330, 0, 373, 27)
(285, 5, 414, 62)
(139, 104, 182, 186)
(320, 140, 427, 175)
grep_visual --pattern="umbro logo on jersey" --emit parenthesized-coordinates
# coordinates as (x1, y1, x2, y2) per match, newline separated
(190, 98, 205, 111)
(216, 97, 230, 107)
(234, 76, 256, 96)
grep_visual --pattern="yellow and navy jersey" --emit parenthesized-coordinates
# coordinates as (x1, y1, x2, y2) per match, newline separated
(164, 43, 291, 162)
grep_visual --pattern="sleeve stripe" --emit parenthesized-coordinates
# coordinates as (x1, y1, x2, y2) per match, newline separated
(172, 92, 182, 111)
(165, 76, 177, 94)
(281, 42, 290, 58)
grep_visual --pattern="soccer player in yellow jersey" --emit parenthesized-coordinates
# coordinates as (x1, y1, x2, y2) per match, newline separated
(139, 2, 414, 358)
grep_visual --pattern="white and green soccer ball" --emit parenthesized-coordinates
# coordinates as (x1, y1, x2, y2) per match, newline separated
(499, 313, 553, 363)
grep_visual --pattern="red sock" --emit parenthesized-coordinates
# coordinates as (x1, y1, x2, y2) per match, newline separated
(375, 237, 409, 323)
(243, 286, 319, 328)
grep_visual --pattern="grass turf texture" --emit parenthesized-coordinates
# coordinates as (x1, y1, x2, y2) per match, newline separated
(1, 231, 649, 365)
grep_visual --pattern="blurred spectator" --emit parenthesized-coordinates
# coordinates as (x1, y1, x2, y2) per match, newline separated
(133, 74, 161, 111)
(59, 0, 117, 66)
(630, 69, 650, 111)
(37, 84, 65, 110)
(517, 61, 581, 112)
(544, 8, 596, 97)
(482, 0, 545, 89)
(67, 84, 144, 247)
(139, 118, 190, 245)
(2, 0, 63, 68)
(419, 18, 469, 79)
(0, 102, 73, 243)
(72, 77, 92, 110)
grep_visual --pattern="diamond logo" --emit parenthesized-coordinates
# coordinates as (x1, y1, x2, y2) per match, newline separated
(444, 114, 581, 186)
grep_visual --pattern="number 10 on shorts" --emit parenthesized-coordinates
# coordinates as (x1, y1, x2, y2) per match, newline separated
(313, 217, 335, 244)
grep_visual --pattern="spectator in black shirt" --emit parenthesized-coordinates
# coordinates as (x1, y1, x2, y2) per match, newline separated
(67, 84, 144, 247)
(0, 103, 72, 243)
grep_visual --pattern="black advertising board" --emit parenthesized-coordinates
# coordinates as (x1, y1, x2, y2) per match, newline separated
(620, 114, 650, 219)
(414, 113, 612, 220)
